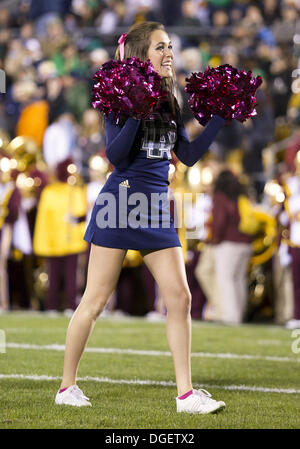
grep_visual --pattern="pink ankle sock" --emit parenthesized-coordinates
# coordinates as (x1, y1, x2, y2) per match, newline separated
(178, 389, 193, 400)
(59, 387, 69, 393)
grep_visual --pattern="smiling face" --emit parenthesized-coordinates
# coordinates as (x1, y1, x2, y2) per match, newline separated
(147, 29, 174, 78)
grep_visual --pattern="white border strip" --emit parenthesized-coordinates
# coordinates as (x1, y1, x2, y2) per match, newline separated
(6, 343, 300, 363)
(0, 373, 299, 394)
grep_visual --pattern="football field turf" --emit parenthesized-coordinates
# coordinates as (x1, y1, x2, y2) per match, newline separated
(0, 312, 299, 429)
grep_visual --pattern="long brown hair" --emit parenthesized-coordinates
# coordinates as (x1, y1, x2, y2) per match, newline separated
(98, 21, 178, 129)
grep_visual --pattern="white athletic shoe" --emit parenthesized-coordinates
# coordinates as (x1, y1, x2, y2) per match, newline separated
(285, 319, 300, 330)
(176, 389, 225, 414)
(55, 385, 91, 407)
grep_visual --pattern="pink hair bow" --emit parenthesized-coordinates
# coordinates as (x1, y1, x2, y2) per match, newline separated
(118, 33, 128, 61)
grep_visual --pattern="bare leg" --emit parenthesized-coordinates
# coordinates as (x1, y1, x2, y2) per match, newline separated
(142, 247, 192, 396)
(60, 245, 126, 389)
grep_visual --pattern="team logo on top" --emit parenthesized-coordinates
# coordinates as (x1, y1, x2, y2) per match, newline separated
(141, 117, 177, 160)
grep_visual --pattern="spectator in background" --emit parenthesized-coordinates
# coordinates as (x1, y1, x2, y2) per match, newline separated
(280, 1, 300, 26)
(89, 47, 110, 79)
(176, 68, 194, 125)
(9, 0, 31, 28)
(0, 152, 21, 310)
(179, 47, 203, 74)
(260, 0, 281, 27)
(175, 49, 204, 140)
(40, 17, 70, 60)
(192, 0, 210, 25)
(88, 47, 110, 105)
(76, 108, 106, 182)
(243, 85, 275, 202)
(44, 71, 66, 123)
(123, 0, 161, 25)
(228, 3, 245, 25)
(4, 38, 30, 81)
(0, 7, 12, 30)
(207, 0, 232, 23)
(269, 48, 292, 118)
(255, 42, 272, 79)
(70, 0, 100, 27)
(16, 93, 49, 148)
(194, 160, 225, 322)
(212, 119, 244, 161)
(282, 151, 300, 330)
(96, 0, 127, 34)
(63, 72, 91, 122)
(6, 78, 47, 144)
(29, 0, 72, 38)
(208, 8, 232, 45)
(272, 1, 300, 39)
(176, 1, 202, 48)
(211, 8, 230, 28)
(43, 111, 79, 171)
(52, 41, 88, 77)
(160, 0, 183, 26)
(0, 26, 10, 69)
(242, 4, 264, 29)
(33, 157, 87, 314)
(211, 169, 253, 324)
(221, 44, 239, 67)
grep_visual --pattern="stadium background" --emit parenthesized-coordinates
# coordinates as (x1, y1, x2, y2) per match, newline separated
(0, 0, 300, 325)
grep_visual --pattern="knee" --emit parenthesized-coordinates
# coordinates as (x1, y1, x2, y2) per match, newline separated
(166, 288, 192, 317)
(80, 293, 109, 320)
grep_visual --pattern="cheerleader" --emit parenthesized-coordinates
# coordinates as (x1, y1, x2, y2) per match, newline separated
(55, 21, 227, 413)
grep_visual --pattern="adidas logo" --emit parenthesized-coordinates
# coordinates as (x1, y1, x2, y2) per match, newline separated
(119, 179, 130, 188)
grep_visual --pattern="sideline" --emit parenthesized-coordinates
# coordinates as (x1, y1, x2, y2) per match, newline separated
(0, 373, 299, 394)
(5, 342, 300, 363)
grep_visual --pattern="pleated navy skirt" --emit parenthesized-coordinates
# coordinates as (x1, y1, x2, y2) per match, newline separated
(84, 173, 181, 250)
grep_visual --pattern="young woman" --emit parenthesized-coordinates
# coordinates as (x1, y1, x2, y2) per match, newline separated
(55, 21, 226, 414)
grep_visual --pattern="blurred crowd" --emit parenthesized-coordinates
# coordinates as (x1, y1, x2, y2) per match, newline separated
(1, 0, 300, 328)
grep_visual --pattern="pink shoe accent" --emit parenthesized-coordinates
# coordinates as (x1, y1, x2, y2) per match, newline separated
(178, 389, 193, 400)
(59, 387, 69, 393)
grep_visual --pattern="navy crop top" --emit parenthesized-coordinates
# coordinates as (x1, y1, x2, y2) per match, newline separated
(104, 100, 226, 185)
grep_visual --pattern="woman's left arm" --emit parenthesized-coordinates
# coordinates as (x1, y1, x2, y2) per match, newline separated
(174, 115, 226, 167)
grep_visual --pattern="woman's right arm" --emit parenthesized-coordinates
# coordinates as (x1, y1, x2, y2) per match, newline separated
(104, 114, 141, 168)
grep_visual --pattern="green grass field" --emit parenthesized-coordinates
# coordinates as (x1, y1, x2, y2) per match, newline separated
(0, 312, 299, 429)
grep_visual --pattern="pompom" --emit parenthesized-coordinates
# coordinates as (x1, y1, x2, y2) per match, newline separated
(92, 57, 167, 120)
(185, 64, 263, 126)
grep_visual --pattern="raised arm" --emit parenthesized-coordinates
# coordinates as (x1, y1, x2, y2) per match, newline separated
(174, 115, 226, 167)
(104, 114, 141, 168)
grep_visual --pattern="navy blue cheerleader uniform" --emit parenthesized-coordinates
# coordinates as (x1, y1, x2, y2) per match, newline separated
(84, 100, 225, 250)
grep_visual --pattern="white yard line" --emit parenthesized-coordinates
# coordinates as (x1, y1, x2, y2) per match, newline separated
(5, 342, 300, 363)
(0, 373, 299, 394)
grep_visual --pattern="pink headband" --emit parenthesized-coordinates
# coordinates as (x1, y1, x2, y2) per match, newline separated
(118, 33, 127, 60)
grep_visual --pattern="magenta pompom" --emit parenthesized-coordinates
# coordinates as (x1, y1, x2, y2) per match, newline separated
(185, 64, 263, 126)
(92, 57, 167, 120)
